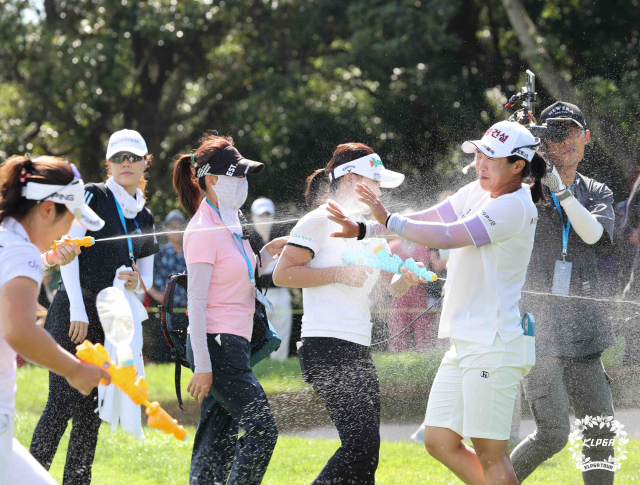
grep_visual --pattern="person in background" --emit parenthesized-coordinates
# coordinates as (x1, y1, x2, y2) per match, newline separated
(387, 217, 437, 351)
(30, 129, 158, 484)
(512, 101, 616, 485)
(149, 209, 188, 363)
(248, 197, 293, 360)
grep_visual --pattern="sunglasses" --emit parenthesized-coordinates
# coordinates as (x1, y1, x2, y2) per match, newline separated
(109, 152, 146, 164)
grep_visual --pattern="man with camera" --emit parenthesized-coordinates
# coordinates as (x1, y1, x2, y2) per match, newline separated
(511, 101, 617, 485)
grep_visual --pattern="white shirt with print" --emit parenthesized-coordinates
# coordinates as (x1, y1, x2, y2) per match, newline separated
(436, 180, 538, 345)
(0, 218, 44, 418)
(287, 204, 388, 346)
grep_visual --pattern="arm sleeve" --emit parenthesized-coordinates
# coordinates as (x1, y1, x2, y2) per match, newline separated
(287, 209, 329, 258)
(134, 254, 154, 293)
(464, 196, 527, 247)
(364, 199, 460, 239)
(187, 263, 213, 374)
(571, 183, 614, 244)
(256, 246, 276, 277)
(60, 223, 89, 323)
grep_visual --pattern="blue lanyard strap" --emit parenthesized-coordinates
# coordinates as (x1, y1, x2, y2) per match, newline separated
(550, 176, 576, 260)
(206, 199, 255, 286)
(113, 197, 139, 261)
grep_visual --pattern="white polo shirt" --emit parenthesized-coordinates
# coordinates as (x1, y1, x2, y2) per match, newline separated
(287, 204, 387, 346)
(0, 218, 45, 418)
(436, 180, 538, 345)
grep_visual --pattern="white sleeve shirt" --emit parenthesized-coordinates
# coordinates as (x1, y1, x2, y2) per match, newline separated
(438, 181, 538, 345)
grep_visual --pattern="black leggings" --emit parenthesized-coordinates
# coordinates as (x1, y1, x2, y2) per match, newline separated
(299, 337, 381, 485)
(30, 289, 105, 485)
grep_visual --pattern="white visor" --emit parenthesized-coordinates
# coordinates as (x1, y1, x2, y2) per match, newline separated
(328, 153, 404, 188)
(22, 179, 105, 231)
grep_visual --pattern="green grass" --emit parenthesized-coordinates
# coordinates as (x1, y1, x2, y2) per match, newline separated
(13, 352, 640, 484)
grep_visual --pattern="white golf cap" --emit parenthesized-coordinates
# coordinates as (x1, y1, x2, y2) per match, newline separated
(106, 129, 148, 160)
(22, 165, 105, 232)
(462, 120, 540, 162)
(328, 153, 404, 188)
(251, 198, 275, 215)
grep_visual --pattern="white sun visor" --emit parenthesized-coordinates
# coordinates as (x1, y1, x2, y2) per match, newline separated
(328, 153, 405, 188)
(22, 179, 105, 231)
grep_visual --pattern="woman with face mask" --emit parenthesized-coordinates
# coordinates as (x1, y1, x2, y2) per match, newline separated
(30, 130, 159, 484)
(173, 134, 286, 485)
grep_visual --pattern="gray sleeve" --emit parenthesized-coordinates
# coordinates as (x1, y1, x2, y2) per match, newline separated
(187, 263, 213, 374)
(585, 183, 615, 243)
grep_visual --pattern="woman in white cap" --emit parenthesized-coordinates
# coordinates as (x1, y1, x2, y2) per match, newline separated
(30, 129, 159, 484)
(173, 134, 287, 484)
(0, 155, 110, 485)
(272, 142, 426, 485)
(327, 122, 546, 485)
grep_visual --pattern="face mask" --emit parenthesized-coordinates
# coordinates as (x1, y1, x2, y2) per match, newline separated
(210, 175, 246, 235)
(236, 177, 248, 209)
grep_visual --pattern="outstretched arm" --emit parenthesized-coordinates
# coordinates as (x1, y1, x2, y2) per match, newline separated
(327, 185, 474, 250)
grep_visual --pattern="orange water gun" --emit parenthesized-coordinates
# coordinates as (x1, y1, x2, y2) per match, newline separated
(51, 236, 95, 251)
(76, 341, 187, 441)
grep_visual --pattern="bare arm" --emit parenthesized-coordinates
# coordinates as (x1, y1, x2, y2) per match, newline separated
(272, 244, 372, 289)
(0, 277, 110, 394)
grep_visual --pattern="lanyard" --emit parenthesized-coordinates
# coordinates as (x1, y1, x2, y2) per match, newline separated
(205, 199, 255, 286)
(550, 177, 576, 261)
(113, 197, 139, 262)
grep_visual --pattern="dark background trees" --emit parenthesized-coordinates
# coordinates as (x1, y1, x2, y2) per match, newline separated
(1, 0, 638, 217)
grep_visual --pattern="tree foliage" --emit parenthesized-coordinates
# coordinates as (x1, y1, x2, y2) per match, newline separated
(0, 0, 638, 217)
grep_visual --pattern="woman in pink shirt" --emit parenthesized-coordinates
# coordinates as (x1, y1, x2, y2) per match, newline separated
(173, 134, 286, 485)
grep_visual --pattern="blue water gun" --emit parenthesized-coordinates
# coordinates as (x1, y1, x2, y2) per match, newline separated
(342, 246, 438, 282)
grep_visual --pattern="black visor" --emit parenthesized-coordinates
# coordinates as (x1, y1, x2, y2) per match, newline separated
(196, 146, 265, 178)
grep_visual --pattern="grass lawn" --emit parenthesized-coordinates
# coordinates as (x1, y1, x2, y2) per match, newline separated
(15, 359, 640, 484)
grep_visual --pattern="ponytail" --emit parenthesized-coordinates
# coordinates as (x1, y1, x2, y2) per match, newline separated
(507, 153, 547, 204)
(0, 155, 73, 223)
(172, 154, 202, 218)
(304, 169, 328, 209)
(529, 153, 546, 204)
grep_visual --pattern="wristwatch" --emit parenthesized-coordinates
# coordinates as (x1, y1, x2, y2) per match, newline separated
(555, 188, 573, 202)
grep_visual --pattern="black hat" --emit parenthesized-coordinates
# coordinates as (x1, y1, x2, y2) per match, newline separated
(195, 145, 265, 179)
(539, 101, 587, 129)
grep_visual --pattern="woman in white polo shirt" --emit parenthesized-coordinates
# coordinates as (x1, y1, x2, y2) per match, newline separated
(273, 142, 427, 485)
(0, 155, 108, 485)
(328, 121, 546, 485)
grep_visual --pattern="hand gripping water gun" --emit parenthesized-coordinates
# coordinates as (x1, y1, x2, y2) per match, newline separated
(51, 236, 95, 251)
(76, 341, 188, 441)
(343, 246, 438, 282)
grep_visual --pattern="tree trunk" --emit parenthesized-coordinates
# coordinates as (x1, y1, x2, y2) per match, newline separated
(500, 0, 637, 175)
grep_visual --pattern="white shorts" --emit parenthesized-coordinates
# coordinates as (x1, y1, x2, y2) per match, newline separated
(423, 334, 535, 440)
(0, 414, 57, 485)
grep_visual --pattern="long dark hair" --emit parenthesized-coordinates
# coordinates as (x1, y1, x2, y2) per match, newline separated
(305, 142, 375, 208)
(173, 134, 234, 218)
(507, 152, 546, 203)
(0, 155, 74, 224)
